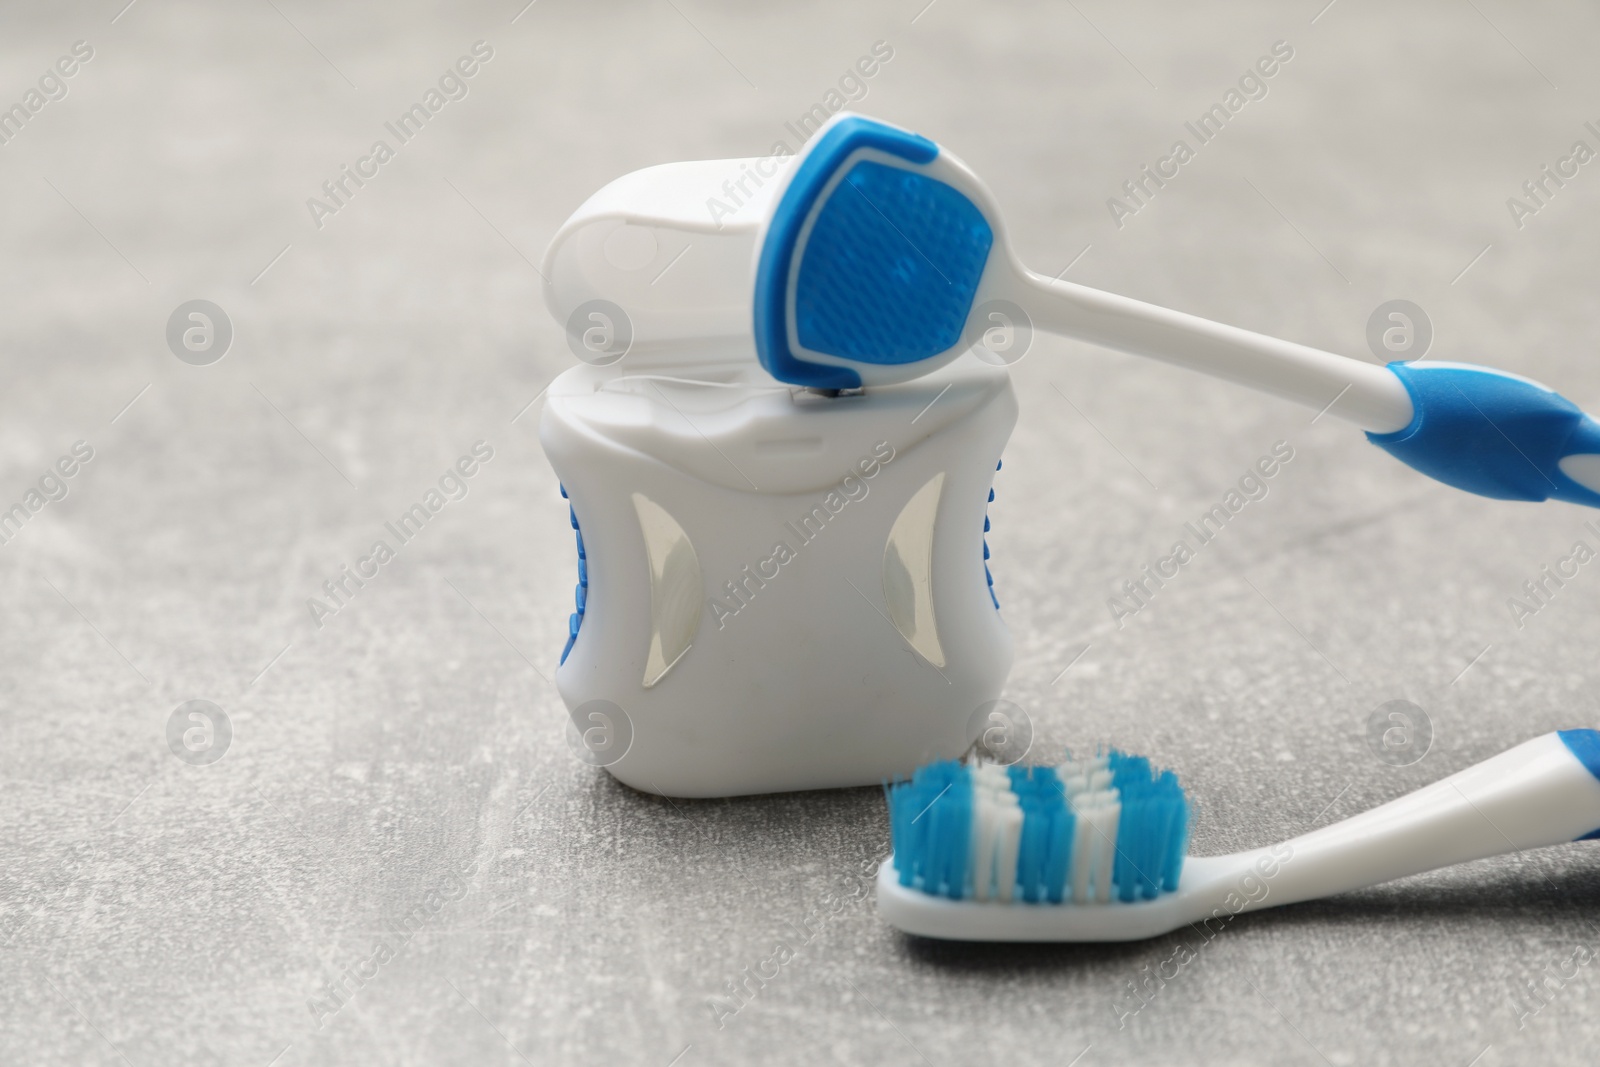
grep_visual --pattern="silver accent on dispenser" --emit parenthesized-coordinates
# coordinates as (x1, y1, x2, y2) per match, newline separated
(632, 492, 703, 687)
(883, 472, 946, 668)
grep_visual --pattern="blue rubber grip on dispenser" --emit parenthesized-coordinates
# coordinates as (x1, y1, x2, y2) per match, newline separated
(1367, 362, 1600, 508)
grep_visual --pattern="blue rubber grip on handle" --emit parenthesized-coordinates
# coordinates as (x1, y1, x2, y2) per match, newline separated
(1558, 729, 1600, 841)
(1367, 362, 1600, 508)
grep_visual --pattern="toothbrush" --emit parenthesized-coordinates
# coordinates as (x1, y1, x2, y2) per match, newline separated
(878, 729, 1600, 941)
(749, 113, 1600, 510)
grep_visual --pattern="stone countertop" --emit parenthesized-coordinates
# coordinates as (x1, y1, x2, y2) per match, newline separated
(4, 1, 1600, 1064)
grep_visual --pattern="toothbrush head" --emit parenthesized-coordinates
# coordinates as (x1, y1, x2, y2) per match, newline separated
(887, 750, 1190, 907)
(754, 113, 1009, 389)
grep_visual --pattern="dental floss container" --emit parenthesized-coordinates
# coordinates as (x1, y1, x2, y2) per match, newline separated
(539, 157, 1017, 796)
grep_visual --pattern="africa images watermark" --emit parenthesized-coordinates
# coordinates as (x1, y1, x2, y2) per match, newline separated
(1110, 842, 1294, 1029)
(1505, 120, 1600, 231)
(1106, 39, 1295, 229)
(0, 40, 94, 147)
(305, 41, 495, 230)
(306, 856, 479, 1030)
(1509, 937, 1600, 1031)
(167, 700, 232, 766)
(705, 40, 896, 229)
(1106, 441, 1295, 628)
(706, 440, 897, 630)
(1504, 520, 1600, 630)
(705, 852, 883, 1031)
(0, 440, 96, 548)
(305, 440, 495, 628)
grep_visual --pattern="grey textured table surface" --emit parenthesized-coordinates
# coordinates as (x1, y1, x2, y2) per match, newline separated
(5, 1, 1600, 1064)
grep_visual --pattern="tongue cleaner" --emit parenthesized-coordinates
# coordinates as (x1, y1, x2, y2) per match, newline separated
(746, 112, 1600, 509)
(541, 112, 1600, 506)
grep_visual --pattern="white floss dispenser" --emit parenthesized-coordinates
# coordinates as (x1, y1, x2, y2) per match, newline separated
(539, 154, 1017, 796)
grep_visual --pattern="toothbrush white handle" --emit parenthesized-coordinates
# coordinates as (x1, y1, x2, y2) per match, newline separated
(1230, 731, 1600, 914)
(1009, 269, 1414, 433)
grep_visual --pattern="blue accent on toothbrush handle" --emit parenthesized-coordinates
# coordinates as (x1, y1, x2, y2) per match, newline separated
(1367, 363, 1600, 508)
(1559, 728, 1600, 780)
(1557, 729, 1600, 840)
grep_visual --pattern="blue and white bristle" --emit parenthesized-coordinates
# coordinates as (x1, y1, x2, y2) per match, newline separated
(888, 751, 1190, 904)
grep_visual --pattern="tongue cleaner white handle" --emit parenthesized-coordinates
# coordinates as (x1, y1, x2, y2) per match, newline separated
(753, 111, 1600, 508)
(1001, 266, 1412, 432)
